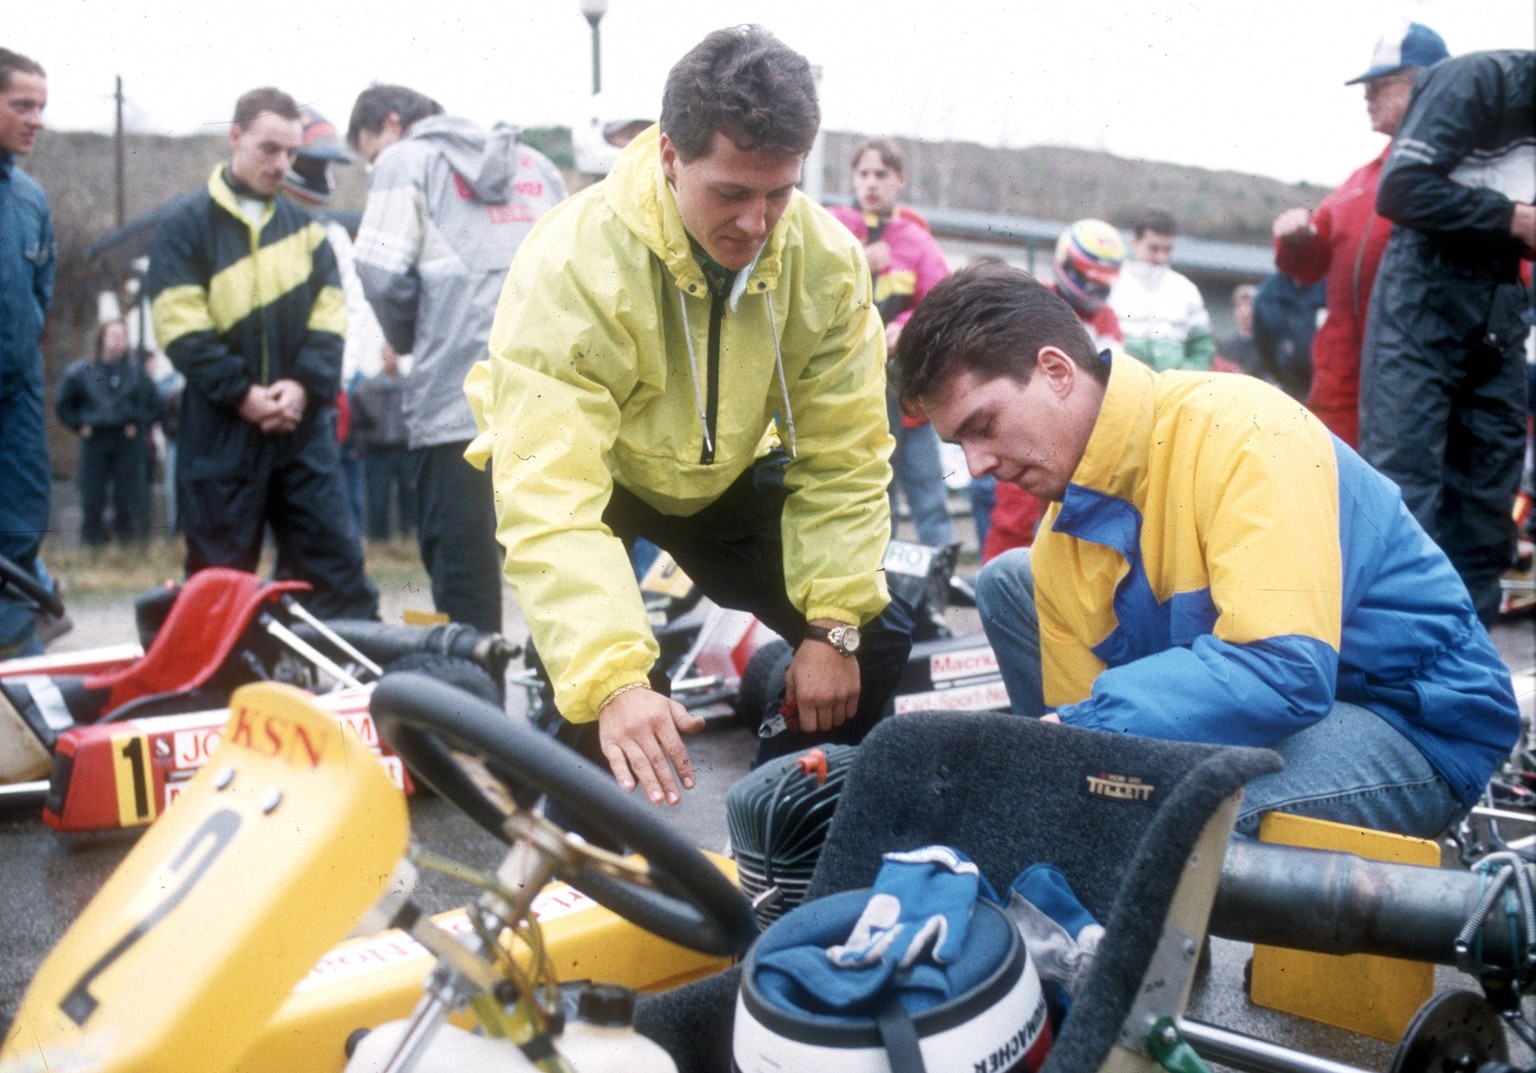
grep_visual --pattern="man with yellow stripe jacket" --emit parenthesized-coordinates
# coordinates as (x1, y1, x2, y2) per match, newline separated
(146, 87, 377, 620)
(897, 263, 1518, 839)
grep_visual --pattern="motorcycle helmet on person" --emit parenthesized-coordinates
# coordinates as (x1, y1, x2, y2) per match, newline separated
(1052, 218, 1126, 315)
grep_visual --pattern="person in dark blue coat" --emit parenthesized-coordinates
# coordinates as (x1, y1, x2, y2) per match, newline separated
(55, 320, 161, 547)
(0, 49, 54, 657)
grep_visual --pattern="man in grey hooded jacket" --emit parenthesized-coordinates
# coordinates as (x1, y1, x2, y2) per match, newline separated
(349, 85, 566, 632)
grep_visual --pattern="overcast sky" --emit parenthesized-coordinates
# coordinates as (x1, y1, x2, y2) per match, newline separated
(11, 0, 1534, 186)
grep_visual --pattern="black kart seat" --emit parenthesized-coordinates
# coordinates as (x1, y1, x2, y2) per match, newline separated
(638, 710, 1281, 1073)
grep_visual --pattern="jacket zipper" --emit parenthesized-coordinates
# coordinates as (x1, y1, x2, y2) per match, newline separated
(700, 285, 724, 464)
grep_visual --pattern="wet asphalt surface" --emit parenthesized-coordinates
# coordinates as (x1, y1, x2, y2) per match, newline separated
(2, 536, 1533, 1070)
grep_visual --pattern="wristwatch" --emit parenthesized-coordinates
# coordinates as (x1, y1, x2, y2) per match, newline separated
(805, 623, 861, 657)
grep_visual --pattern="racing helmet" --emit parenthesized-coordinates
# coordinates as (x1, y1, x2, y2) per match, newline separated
(284, 107, 351, 204)
(1052, 218, 1126, 314)
(734, 886, 1052, 1073)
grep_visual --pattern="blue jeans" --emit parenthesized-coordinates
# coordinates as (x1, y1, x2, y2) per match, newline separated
(975, 548, 1465, 839)
(887, 395, 955, 548)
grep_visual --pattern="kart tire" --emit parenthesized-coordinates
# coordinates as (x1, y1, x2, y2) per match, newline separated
(381, 653, 503, 707)
(735, 639, 793, 730)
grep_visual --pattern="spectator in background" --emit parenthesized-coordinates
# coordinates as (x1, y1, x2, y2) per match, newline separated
(828, 138, 954, 549)
(149, 358, 184, 534)
(1273, 21, 1449, 446)
(55, 319, 160, 547)
(349, 83, 567, 633)
(984, 218, 1125, 562)
(0, 48, 54, 657)
(351, 345, 416, 542)
(146, 86, 378, 620)
(1251, 271, 1327, 403)
(1214, 283, 1260, 375)
(1360, 48, 1536, 624)
(1109, 209, 1214, 372)
(281, 107, 384, 541)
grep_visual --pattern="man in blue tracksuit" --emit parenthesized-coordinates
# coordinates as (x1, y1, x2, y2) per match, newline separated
(0, 49, 54, 657)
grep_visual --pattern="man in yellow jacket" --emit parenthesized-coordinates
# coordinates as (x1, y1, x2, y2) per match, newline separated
(466, 26, 912, 806)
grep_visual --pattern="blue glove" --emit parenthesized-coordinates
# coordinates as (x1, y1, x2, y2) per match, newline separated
(756, 845, 993, 1015)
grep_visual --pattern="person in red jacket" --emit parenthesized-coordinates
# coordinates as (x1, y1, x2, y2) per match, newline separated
(1271, 21, 1448, 447)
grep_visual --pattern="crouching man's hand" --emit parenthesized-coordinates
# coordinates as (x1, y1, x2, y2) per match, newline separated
(597, 686, 704, 805)
(785, 623, 862, 734)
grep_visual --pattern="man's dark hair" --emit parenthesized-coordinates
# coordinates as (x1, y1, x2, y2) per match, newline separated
(347, 84, 444, 149)
(852, 137, 905, 177)
(1131, 209, 1178, 239)
(232, 87, 300, 129)
(0, 49, 45, 93)
(894, 262, 1105, 411)
(661, 25, 819, 162)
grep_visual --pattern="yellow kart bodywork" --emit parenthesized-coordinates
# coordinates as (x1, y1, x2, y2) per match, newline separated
(0, 682, 733, 1073)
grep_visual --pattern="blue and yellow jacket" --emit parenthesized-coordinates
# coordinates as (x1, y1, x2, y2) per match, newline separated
(1038, 353, 1518, 804)
(146, 166, 346, 458)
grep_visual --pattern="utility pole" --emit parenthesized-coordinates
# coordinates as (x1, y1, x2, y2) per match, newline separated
(114, 76, 125, 229)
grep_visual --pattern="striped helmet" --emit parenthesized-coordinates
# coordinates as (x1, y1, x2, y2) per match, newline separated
(1053, 218, 1126, 313)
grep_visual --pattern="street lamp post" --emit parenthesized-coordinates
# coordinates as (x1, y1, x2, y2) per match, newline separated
(579, 0, 608, 96)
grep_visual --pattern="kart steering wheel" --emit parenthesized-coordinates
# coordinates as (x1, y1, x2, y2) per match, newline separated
(370, 672, 759, 958)
(0, 552, 64, 619)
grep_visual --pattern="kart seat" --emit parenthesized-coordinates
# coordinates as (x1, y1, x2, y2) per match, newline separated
(83, 568, 308, 716)
(636, 709, 1282, 1073)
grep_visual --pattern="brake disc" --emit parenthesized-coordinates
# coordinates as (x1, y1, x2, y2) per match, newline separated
(1389, 990, 1508, 1073)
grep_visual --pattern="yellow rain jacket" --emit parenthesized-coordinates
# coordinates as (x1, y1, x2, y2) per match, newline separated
(465, 126, 894, 722)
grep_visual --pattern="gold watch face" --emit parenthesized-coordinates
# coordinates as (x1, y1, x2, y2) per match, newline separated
(833, 625, 860, 655)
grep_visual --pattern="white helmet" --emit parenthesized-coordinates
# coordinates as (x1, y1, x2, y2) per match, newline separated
(733, 889, 1052, 1073)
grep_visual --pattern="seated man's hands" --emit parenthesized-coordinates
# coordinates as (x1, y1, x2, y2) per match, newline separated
(597, 687, 704, 805)
(785, 623, 861, 733)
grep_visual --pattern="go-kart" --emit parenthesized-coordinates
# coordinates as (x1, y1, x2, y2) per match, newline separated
(0, 558, 518, 832)
(6, 672, 1536, 1073)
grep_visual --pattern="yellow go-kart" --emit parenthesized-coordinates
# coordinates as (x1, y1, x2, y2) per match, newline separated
(3, 670, 1531, 1073)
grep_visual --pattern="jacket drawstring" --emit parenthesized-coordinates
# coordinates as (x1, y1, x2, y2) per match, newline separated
(677, 290, 715, 460)
(677, 287, 798, 461)
(766, 292, 796, 458)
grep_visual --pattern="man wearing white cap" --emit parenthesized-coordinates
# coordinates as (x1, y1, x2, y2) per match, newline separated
(1271, 21, 1449, 448)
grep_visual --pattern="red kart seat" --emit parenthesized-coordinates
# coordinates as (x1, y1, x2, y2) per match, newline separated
(84, 568, 309, 716)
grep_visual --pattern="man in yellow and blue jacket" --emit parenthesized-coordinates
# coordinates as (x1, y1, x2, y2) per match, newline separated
(896, 262, 1518, 838)
(147, 87, 377, 620)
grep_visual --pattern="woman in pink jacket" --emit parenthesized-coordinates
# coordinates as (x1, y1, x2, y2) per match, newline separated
(828, 139, 956, 549)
